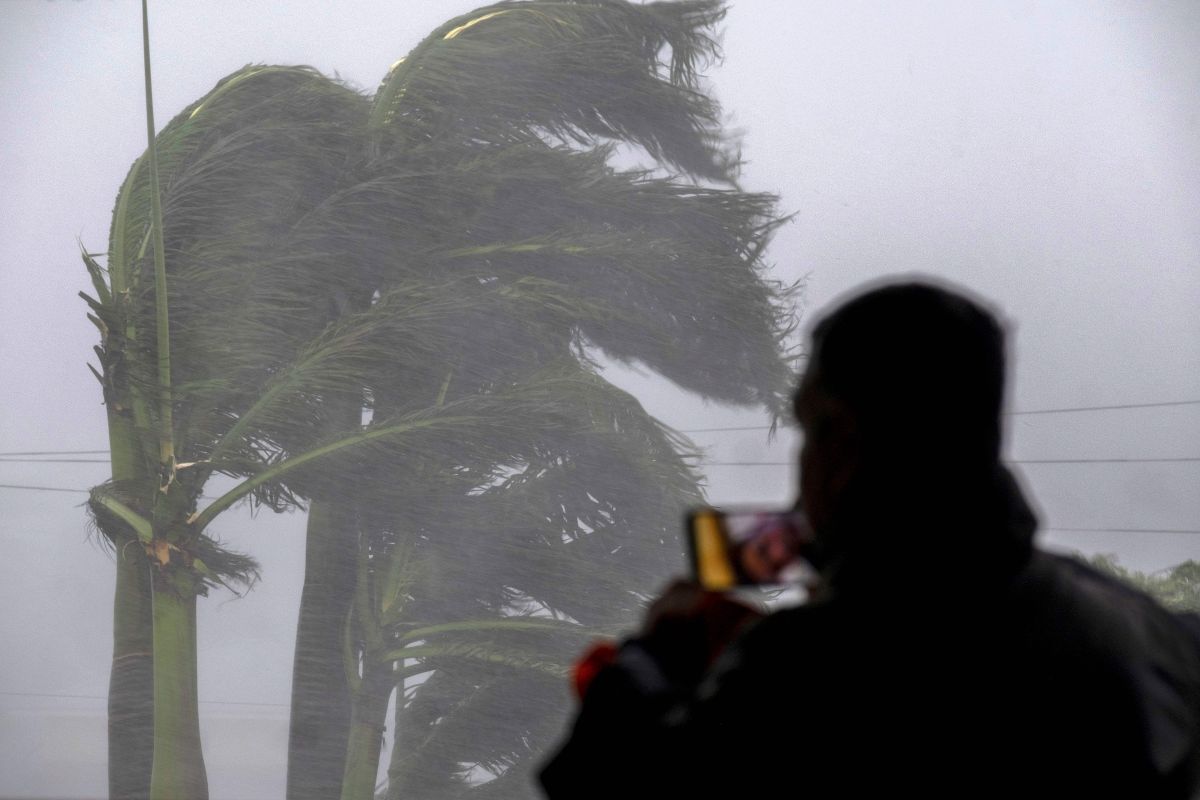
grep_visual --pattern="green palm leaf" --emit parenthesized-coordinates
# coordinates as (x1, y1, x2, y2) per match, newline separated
(371, 0, 733, 179)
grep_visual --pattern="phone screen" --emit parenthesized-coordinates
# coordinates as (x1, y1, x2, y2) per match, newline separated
(686, 508, 815, 590)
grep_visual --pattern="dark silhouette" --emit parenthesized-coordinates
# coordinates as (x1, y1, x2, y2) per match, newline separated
(540, 278, 1200, 799)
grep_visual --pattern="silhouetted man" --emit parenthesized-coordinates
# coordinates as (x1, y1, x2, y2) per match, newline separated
(540, 278, 1200, 799)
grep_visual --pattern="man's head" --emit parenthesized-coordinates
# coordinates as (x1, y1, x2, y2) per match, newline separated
(794, 279, 1008, 540)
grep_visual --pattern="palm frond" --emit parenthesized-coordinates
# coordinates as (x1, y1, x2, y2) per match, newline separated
(318, 142, 798, 414)
(387, 668, 485, 799)
(371, 0, 735, 180)
(386, 620, 590, 679)
(108, 65, 369, 469)
(387, 664, 568, 799)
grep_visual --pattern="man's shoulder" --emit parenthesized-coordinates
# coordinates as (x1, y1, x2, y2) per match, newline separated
(1021, 551, 1200, 791)
(1016, 550, 1200, 652)
(734, 551, 1200, 666)
(1005, 550, 1200, 736)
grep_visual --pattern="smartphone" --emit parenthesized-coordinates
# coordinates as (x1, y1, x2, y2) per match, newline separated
(686, 507, 816, 590)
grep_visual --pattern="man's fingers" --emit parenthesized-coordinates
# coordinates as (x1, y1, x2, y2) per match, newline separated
(645, 580, 706, 630)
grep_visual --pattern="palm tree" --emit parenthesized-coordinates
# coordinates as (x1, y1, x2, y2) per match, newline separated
(281, 3, 797, 798)
(85, 20, 377, 798)
(85, 2, 796, 799)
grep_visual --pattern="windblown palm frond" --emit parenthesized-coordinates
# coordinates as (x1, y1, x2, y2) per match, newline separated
(415, 144, 800, 411)
(244, 358, 702, 515)
(264, 140, 798, 414)
(335, 359, 708, 798)
(90, 63, 369, 523)
(371, 0, 734, 179)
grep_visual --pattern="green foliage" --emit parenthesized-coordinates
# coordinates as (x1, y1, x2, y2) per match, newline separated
(86, 62, 372, 584)
(370, 0, 733, 177)
(1087, 554, 1200, 613)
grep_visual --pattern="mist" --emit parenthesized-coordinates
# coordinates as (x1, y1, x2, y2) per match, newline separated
(1, 2, 1197, 798)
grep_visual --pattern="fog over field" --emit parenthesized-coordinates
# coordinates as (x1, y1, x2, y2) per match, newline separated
(1, 2, 1197, 798)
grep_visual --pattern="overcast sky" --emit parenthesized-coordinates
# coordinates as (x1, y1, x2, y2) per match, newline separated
(1, 2, 1198, 798)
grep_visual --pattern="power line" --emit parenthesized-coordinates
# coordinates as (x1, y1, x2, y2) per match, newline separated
(680, 425, 782, 433)
(0, 690, 287, 708)
(1045, 527, 1200, 535)
(1014, 458, 1200, 464)
(2, 485, 1190, 535)
(2, 457, 1198, 495)
(4, 456, 1197, 466)
(0, 484, 223, 502)
(4, 400, 1196, 455)
(0, 458, 111, 464)
(1010, 399, 1200, 416)
(0, 449, 110, 456)
(0, 483, 90, 494)
(676, 399, 1200, 434)
(701, 458, 1200, 466)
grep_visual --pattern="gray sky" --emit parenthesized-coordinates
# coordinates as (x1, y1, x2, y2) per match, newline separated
(1, 1, 1198, 798)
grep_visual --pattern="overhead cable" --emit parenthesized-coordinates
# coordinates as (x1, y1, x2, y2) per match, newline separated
(4, 400, 1197, 455)
(676, 399, 1200, 434)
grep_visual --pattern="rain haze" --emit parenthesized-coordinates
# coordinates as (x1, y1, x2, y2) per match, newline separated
(1, 1, 1198, 798)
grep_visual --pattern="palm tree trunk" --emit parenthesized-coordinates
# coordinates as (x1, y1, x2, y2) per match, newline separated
(385, 678, 406, 797)
(287, 387, 364, 799)
(286, 498, 359, 800)
(106, 407, 155, 800)
(109, 546, 154, 800)
(340, 664, 393, 800)
(385, 668, 458, 800)
(148, 584, 208, 800)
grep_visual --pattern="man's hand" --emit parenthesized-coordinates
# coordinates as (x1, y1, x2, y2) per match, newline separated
(636, 580, 765, 687)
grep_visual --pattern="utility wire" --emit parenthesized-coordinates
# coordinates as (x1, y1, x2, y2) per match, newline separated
(4, 457, 1197, 467)
(2, 457, 1198, 495)
(679, 425, 789, 433)
(1045, 527, 1200, 535)
(0, 458, 111, 464)
(5, 400, 1197, 455)
(0, 690, 287, 708)
(700, 458, 1200, 466)
(1013, 458, 1200, 464)
(2, 486, 1193, 534)
(0, 449, 110, 456)
(676, 399, 1200, 434)
(1009, 399, 1200, 416)
(0, 484, 216, 501)
(0, 483, 90, 494)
